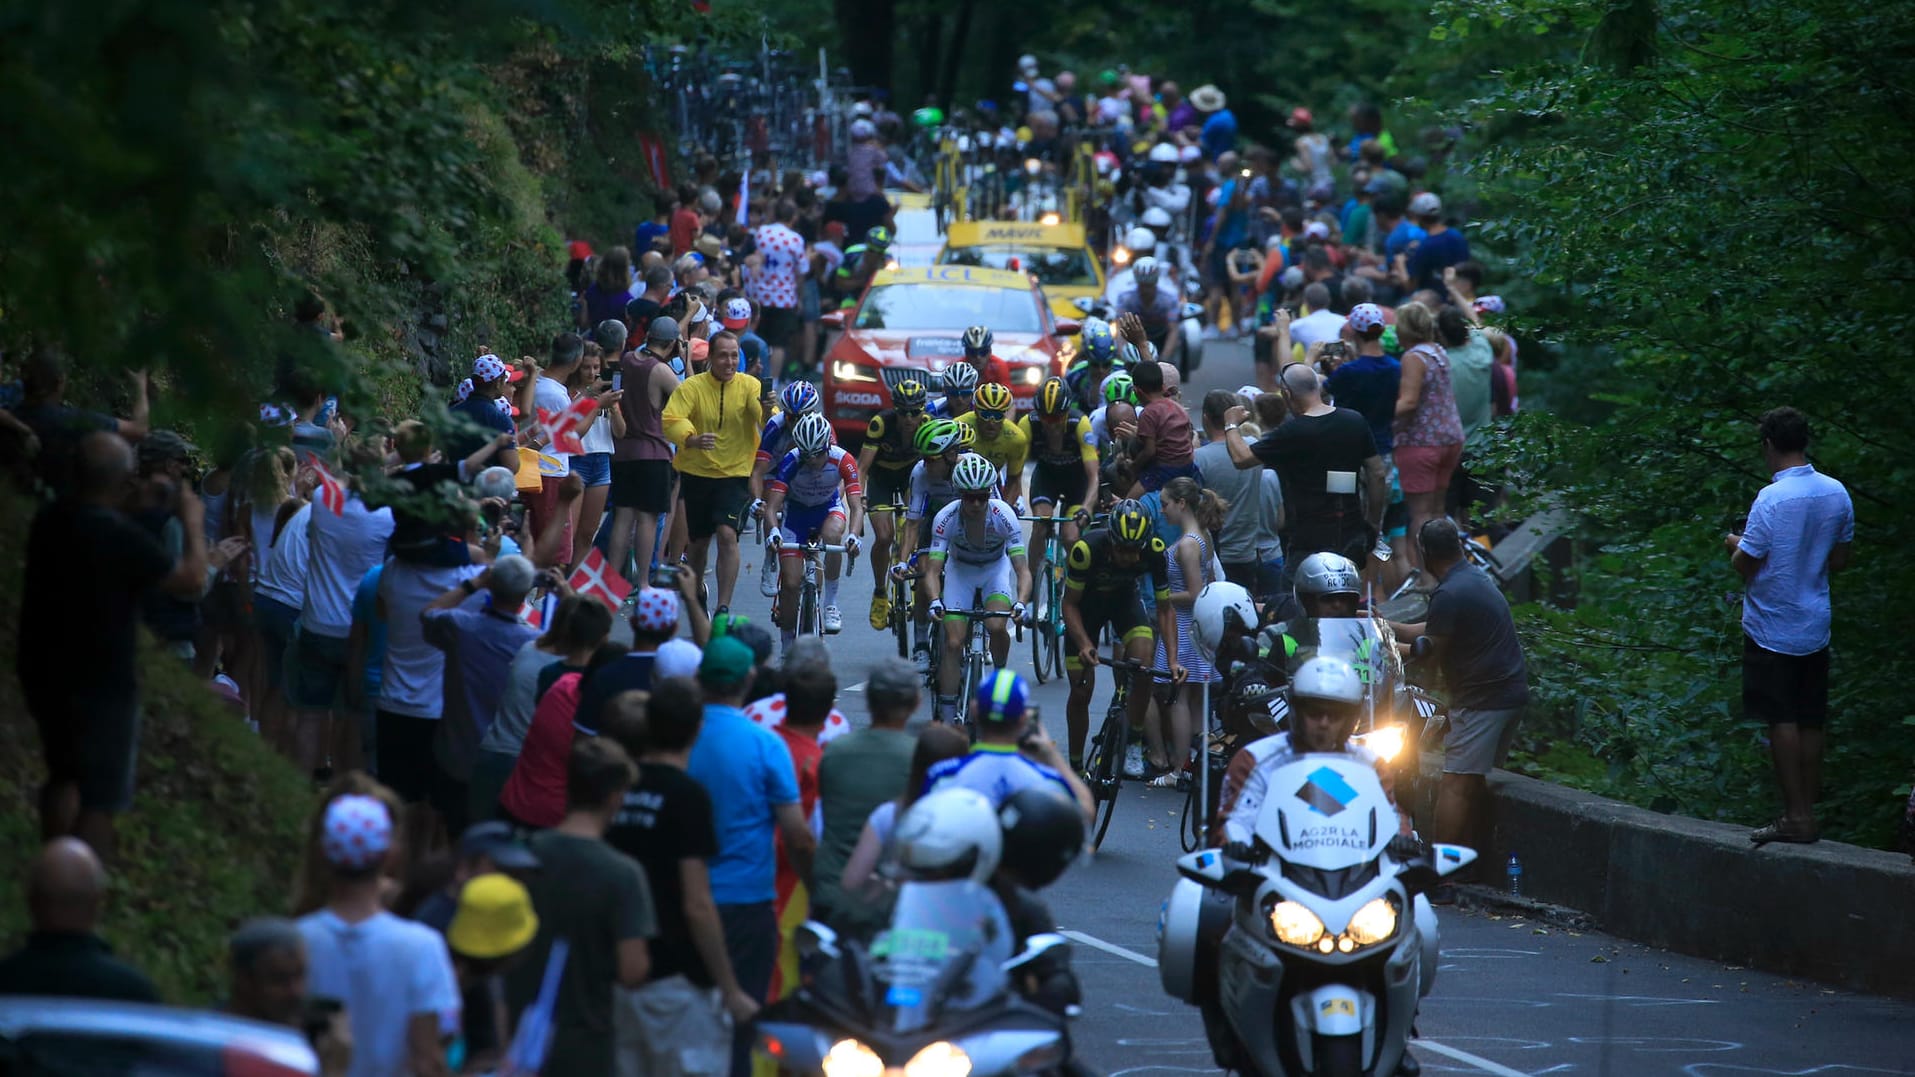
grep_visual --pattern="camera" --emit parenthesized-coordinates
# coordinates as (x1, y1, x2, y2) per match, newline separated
(650, 563, 679, 590)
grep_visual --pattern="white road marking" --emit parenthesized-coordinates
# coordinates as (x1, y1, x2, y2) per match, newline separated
(1418, 1039, 1536, 1077)
(841, 681, 866, 693)
(1059, 929, 1158, 967)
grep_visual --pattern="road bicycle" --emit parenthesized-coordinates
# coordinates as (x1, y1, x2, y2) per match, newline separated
(937, 592, 1018, 743)
(1080, 655, 1149, 851)
(1018, 511, 1074, 684)
(772, 539, 854, 639)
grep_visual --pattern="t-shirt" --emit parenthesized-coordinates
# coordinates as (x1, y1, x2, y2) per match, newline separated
(446, 394, 515, 471)
(813, 727, 916, 914)
(1287, 309, 1348, 349)
(1448, 331, 1495, 443)
(0, 932, 159, 1003)
(606, 762, 719, 985)
(299, 910, 461, 1077)
(1383, 220, 1427, 262)
(303, 495, 396, 638)
(1426, 562, 1529, 711)
(507, 831, 656, 1077)
(1249, 408, 1377, 546)
(351, 564, 387, 700)
(635, 220, 670, 254)
(745, 694, 852, 743)
(687, 703, 800, 905)
(1137, 398, 1193, 468)
(254, 502, 312, 609)
(1739, 464, 1854, 655)
(1195, 440, 1280, 565)
(749, 223, 806, 310)
(483, 642, 562, 756)
(583, 282, 639, 329)
(1326, 355, 1403, 455)
(670, 207, 702, 257)
(1407, 228, 1470, 294)
(422, 604, 540, 782)
(19, 502, 173, 699)
(498, 671, 582, 827)
(377, 561, 485, 720)
(572, 651, 659, 737)
(533, 376, 574, 476)
(1200, 109, 1238, 160)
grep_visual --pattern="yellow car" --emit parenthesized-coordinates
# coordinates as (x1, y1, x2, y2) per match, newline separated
(937, 220, 1105, 322)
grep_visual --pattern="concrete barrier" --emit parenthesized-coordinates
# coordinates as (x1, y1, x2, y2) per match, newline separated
(1413, 756, 1915, 999)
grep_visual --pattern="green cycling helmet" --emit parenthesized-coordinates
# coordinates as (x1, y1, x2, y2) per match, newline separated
(1102, 370, 1137, 406)
(915, 418, 964, 456)
(913, 106, 945, 128)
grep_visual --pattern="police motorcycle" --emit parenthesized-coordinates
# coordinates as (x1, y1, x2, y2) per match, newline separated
(1091, 226, 1204, 375)
(754, 786, 1096, 1077)
(1156, 650, 1476, 1077)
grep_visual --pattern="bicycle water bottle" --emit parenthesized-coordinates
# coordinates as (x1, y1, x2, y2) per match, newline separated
(1506, 853, 1523, 897)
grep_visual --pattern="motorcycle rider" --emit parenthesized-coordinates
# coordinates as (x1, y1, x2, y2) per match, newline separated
(831, 225, 892, 308)
(1256, 551, 1373, 669)
(1114, 257, 1184, 371)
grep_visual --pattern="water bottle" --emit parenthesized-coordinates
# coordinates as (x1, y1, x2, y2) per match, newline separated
(1506, 853, 1524, 897)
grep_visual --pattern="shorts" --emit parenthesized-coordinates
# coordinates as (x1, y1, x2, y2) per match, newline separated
(611, 459, 675, 513)
(777, 496, 846, 552)
(1139, 459, 1200, 493)
(1030, 464, 1091, 514)
(1394, 442, 1463, 495)
(939, 557, 1015, 614)
(676, 473, 752, 540)
(758, 307, 801, 350)
(375, 709, 440, 804)
(1742, 635, 1830, 728)
(801, 279, 823, 322)
(252, 594, 301, 690)
(1205, 244, 1231, 286)
(571, 451, 612, 488)
(616, 975, 732, 1077)
(289, 630, 352, 711)
(523, 476, 574, 558)
(1066, 590, 1154, 669)
(1222, 560, 1284, 604)
(27, 685, 140, 812)
(865, 467, 913, 512)
(1443, 705, 1523, 776)
(1380, 454, 1409, 539)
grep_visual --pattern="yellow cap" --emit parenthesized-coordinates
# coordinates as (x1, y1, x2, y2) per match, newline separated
(447, 873, 539, 960)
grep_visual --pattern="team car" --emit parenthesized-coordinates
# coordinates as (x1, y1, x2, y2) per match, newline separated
(938, 219, 1106, 322)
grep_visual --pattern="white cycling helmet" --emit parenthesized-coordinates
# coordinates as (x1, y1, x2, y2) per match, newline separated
(952, 452, 998, 493)
(1191, 582, 1257, 663)
(943, 362, 980, 393)
(1289, 655, 1365, 710)
(1132, 256, 1161, 284)
(1293, 551, 1362, 611)
(791, 412, 833, 457)
(1147, 142, 1180, 165)
(1141, 206, 1174, 230)
(894, 787, 1003, 883)
(1125, 226, 1158, 254)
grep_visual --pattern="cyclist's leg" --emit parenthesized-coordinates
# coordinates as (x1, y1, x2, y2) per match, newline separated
(935, 558, 972, 721)
(909, 523, 934, 658)
(869, 497, 896, 584)
(982, 558, 1014, 670)
(1064, 602, 1109, 767)
(1121, 592, 1157, 736)
(776, 505, 823, 641)
(819, 507, 847, 600)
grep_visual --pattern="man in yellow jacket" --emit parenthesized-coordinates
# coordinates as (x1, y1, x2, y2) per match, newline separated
(662, 331, 765, 615)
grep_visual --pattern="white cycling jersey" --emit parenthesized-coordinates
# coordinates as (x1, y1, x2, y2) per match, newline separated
(929, 498, 1025, 566)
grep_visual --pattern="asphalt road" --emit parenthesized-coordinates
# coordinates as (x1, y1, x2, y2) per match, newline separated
(714, 335, 1915, 1074)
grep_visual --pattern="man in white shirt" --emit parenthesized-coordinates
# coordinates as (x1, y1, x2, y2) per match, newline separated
(1727, 407, 1853, 846)
(1286, 282, 1347, 349)
(518, 333, 585, 565)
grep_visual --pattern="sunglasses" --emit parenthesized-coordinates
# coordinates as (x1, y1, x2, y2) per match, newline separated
(898, 408, 925, 418)
(961, 491, 991, 502)
(976, 409, 1008, 421)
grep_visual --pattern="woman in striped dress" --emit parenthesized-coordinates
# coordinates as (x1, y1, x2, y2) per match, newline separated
(1148, 476, 1229, 787)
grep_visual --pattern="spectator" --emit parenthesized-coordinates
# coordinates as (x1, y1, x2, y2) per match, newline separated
(506, 738, 655, 1077)
(743, 638, 854, 744)
(662, 332, 764, 616)
(571, 325, 628, 569)
(602, 682, 761, 1076)
(835, 725, 972, 923)
(669, 184, 703, 258)
(926, 672, 1094, 818)
(13, 350, 149, 497)
(0, 838, 158, 1002)
(1438, 305, 1495, 444)
(1326, 304, 1408, 578)
(377, 419, 511, 569)
(409, 821, 541, 933)
(1130, 360, 1196, 493)
(635, 195, 673, 256)
(609, 315, 685, 587)
(684, 636, 813, 1076)
(298, 438, 397, 779)
(1391, 302, 1465, 567)
(767, 663, 834, 1001)
(841, 120, 889, 235)
(226, 918, 310, 1027)
(1388, 520, 1529, 888)
(21, 433, 212, 856)
(1196, 390, 1284, 601)
(1728, 407, 1854, 845)
(582, 246, 639, 331)
(748, 199, 807, 373)
(1189, 84, 1236, 159)
(256, 493, 315, 756)
(498, 638, 621, 829)
(129, 431, 212, 661)
(575, 585, 683, 735)
(522, 334, 589, 564)
(299, 792, 461, 1077)
(625, 264, 675, 342)
(1287, 282, 1346, 349)
(446, 355, 520, 475)
(1403, 193, 1469, 294)
(473, 594, 590, 811)
(813, 658, 920, 922)
(442, 873, 540, 1074)
(345, 560, 389, 775)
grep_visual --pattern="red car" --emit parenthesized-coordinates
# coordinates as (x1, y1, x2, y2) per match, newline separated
(819, 265, 1078, 443)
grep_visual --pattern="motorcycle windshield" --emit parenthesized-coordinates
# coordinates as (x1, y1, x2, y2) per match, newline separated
(1255, 756, 1394, 872)
(1305, 617, 1399, 705)
(870, 880, 1015, 1036)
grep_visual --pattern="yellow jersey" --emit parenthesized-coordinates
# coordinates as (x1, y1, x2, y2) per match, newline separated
(958, 411, 1030, 479)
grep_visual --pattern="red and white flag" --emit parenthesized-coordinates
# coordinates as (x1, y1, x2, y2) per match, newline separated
(310, 458, 347, 515)
(568, 548, 632, 612)
(538, 398, 599, 457)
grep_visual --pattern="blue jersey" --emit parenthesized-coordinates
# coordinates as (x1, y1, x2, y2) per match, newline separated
(924, 744, 1071, 807)
(757, 411, 796, 467)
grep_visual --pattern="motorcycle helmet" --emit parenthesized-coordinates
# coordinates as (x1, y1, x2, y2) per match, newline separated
(779, 380, 821, 415)
(1125, 226, 1158, 254)
(952, 453, 998, 493)
(1191, 582, 1257, 663)
(894, 787, 1003, 883)
(962, 324, 994, 357)
(1078, 320, 1119, 365)
(997, 786, 1084, 890)
(1101, 370, 1137, 406)
(1035, 376, 1071, 417)
(1141, 206, 1174, 231)
(915, 418, 964, 457)
(791, 412, 833, 457)
(1108, 499, 1154, 548)
(973, 382, 1014, 414)
(943, 362, 980, 394)
(890, 378, 929, 413)
(1293, 551, 1362, 617)
(1132, 256, 1161, 285)
(1147, 142, 1180, 165)
(1289, 655, 1364, 711)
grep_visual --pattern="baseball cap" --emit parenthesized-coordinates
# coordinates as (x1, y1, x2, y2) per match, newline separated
(1363, 175, 1393, 195)
(699, 635, 756, 686)
(1302, 220, 1331, 240)
(453, 378, 474, 405)
(655, 638, 703, 680)
(320, 794, 392, 871)
(1409, 192, 1442, 216)
(1159, 361, 1181, 394)
(446, 873, 540, 961)
(458, 821, 540, 872)
(688, 338, 710, 365)
(473, 354, 509, 383)
(729, 622, 776, 667)
(632, 587, 680, 634)
(1348, 303, 1386, 333)
(567, 240, 594, 261)
(647, 315, 680, 342)
(721, 298, 753, 330)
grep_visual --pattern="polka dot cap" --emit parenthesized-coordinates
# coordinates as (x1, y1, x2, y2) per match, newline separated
(633, 588, 680, 634)
(1347, 303, 1386, 333)
(321, 794, 392, 871)
(453, 378, 475, 405)
(745, 694, 852, 744)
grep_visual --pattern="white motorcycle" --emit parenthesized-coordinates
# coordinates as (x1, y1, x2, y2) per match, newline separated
(1157, 755, 1475, 1077)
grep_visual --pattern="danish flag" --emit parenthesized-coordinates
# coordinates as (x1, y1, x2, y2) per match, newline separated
(538, 398, 599, 456)
(310, 458, 347, 515)
(567, 548, 632, 612)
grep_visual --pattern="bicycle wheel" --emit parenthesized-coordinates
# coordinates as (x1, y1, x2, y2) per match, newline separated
(1085, 707, 1126, 851)
(1029, 557, 1051, 683)
(891, 574, 911, 659)
(1043, 561, 1066, 679)
(799, 576, 819, 638)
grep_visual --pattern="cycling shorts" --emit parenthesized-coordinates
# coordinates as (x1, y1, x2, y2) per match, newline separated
(1066, 589, 1154, 670)
(778, 494, 845, 555)
(865, 467, 913, 514)
(1029, 463, 1091, 516)
(941, 557, 1015, 619)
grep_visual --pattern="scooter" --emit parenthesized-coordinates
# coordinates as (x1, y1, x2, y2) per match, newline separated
(1158, 755, 1476, 1076)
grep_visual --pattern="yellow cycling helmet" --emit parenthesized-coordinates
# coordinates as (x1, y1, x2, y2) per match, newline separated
(1109, 498, 1154, 547)
(1035, 376, 1071, 417)
(954, 422, 978, 450)
(891, 379, 929, 412)
(974, 382, 1014, 414)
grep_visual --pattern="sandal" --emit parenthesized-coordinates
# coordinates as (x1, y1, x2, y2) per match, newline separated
(1149, 771, 1188, 791)
(1750, 820, 1819, 846)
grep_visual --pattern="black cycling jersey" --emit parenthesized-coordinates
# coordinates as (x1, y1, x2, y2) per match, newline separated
(862, 409, 920, 473)
(1065, 527, 1171, 599)
(1022, 414, 1096, 470)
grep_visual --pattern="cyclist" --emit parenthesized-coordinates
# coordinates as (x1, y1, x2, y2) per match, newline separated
(1019, 377, 1099, 615)
(897, 418, 974, 670)
(927, 361, 979, 419)
(1063, 318, 1124, 415)
(858, 379, 929, 630)
(831, 225, 892, 308)
(752, 380, 826, 595)
(1061, 499, 1182, 774)
(957, 382, 1030, 509)
(923, 454, 1032, 725)
(763, 413, 865, 646)
(1114, 256, 1183, 371)
(1089, 369, 1139, 459)
(960, 324, 1013, 389)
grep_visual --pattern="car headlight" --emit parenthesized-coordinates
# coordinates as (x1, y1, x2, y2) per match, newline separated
(904, 1041, 972, 1077)
(1346, 896, 1400, 947)
(822, 1038, 884, 1077)
(1018, 365, 1045, 386)
(832, 360, 877, 383)
(1269, 900, 1326, 947)
(1039, 212, 1061, 226)
(1359, 724, 1406, 762)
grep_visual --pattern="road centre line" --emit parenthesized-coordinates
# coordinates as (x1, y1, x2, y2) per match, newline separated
(1060, 929, 1157, 967)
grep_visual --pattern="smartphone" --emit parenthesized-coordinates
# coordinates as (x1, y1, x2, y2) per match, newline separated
(650, 563, 679, 589)
(611, 371, 623, 392)
(301, 996, 345, 1043)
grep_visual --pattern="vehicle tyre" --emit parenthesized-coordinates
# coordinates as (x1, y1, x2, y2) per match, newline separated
(1313, 1033, 1364, 1077)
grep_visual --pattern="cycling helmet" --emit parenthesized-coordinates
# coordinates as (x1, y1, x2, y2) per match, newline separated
(1132, 256, 1161, 284)
(1191, 581, 1257, 663)
(1035, 376, 1071, 417)
(1147, 142, 1180, 165)
(890, 379, 929, 412)
(952, 453, 998, 493)
(779, 380, 821, 415)
(1289, 655, 1365, 711)
(974, 382, 1014, 414)
(1141, 206, 1174, 230)
(943, 362, 980, 394)
(915, 418, 964, 457)
(1101, 370, 1137, 405)
(791, 412, 833, 457)
(974, 669, 1030, 725)
(865, 225, 893, 251)
(1109, 499, 1154, 547)
(962, 325, 994, 357)
(1293, 551, 1362, 613)
(894, 787, 1002, 884)
(912, 106, 944, 128)
(998, 786, 1085, 890)
(1124, 227, 1157, 254)
(954, 422, 978, 450)
(1078, 320, 1119, 365)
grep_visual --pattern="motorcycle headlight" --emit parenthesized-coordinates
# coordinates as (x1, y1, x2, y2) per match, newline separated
(1346, 896, 1400, 947)
(1359, 724, 1407, 763)
(1111, 245, 1132, 266)
(904, 1040, 972, 1077)
(832, 360, 877, 383)
(1269, 900, 1326, 947)
(822, 1038, 885, 1077)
